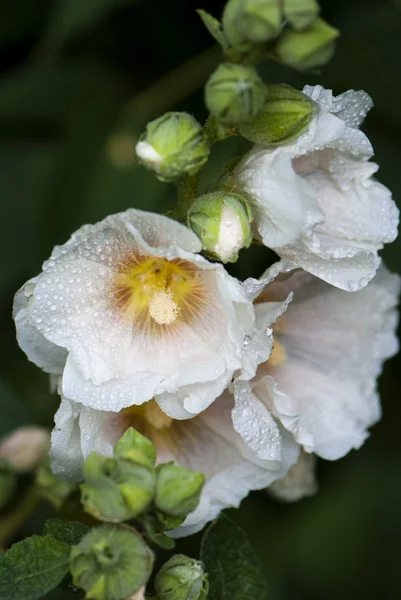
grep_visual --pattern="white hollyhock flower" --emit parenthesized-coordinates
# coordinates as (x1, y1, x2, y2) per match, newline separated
(233, 85, 399, 291)
(13, 209, 255, 417)
(50, 393, 299, 535)
(237, 265, 400, 461)
(268, 451, 317, 502)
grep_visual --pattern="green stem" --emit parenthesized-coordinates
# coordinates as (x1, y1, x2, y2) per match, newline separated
(0, 486, 41, 548)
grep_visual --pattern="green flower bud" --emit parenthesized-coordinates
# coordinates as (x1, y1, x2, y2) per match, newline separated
(283, 0, 320, 30)
(155, 463, 204, 518)
(275, 18, 340, 71)
(70, 524, 153, 600)
(36, 458, 77, 509)
(136, 112, 209, 182)
(187, 192, 252, 263)
(81, 451, 156, 522)
(205, 63, 267, 125)
(154, 554, 208, 600)
(0, 459, 16, 510)
(114, 427, 156, 469)
(223, 0, 282, 47)
(239, 83, 316, 145)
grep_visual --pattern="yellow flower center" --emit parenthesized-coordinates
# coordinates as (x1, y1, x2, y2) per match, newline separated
(111, 256, 206, 327)
(268, 339, 287, 367)
(123, 400, 173, 431)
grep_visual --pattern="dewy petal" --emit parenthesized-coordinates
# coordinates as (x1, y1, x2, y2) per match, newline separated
(234, 150, 324, 248)
(261, 267, 400, 460)
(50, 392, 299, 535)
(13, 277, 67, 375)
(15, 209, 254, 413)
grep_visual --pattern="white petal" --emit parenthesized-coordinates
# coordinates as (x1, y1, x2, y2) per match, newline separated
(268, 451, 317, 502)
(13, 277, 67, 375)
(263, 267, 400, 459)
(234, 151, 323, 248)
(50, 397, 85, 481)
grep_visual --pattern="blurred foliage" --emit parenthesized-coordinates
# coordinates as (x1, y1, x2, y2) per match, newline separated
(0, 0, 400, 598)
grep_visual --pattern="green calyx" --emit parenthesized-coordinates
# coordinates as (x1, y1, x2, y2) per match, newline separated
(70, 524, 153, 600)
(239, 83, 316, 145)
(81, 428, 157, 522)
(275, 18, 340, 71)
(136, 112, 209, 182)
(187, 191, 253, 263)
(282, 0, 320, 30)
(223, 0, 282, 48)
(154, 554, 209, 600)
(205, 63, 267, 126)
(155, 463, 204, 518)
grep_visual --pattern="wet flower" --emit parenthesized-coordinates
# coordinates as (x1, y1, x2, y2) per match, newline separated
(268, 450, 317, 502)
(232, 85, 399, 291)
(13, 209, 254, 419)
(240, 265, 400, 460)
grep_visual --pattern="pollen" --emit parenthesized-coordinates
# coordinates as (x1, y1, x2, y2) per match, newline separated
(148, 289, 180, 325)
(269, 339, 287, 367)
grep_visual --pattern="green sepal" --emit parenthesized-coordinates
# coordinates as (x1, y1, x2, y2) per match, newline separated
(197, 9, 228, 49)
(155, 463, 204, 518)
(283, 0, 320, 30)
(114, 426, 156, 468)
(239, 83, 316, 145)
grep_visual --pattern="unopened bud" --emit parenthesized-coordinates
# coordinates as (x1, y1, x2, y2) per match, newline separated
(136, 112, 209, 182)
(223, 0, 282, 47)
(205, 63, 266, 125)
(0, 459, 16, 510)
(114, 427, 156, 469)
(0, 426, 49, 472)
(155, 463, 204, 518)
(36, 458, 77, 509)
(239, 84, 316, 145)
(154, 554, 208, 600)
(188, 192, 252, 263)
(269, 451, 317, 502)
(283, 0, 320, 31)
(275, 18, 339, 71)
(81, 452, 156, 522)
(70, 524, 153, 600)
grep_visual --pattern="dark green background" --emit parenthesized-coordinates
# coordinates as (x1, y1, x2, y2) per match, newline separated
(0, 0, 400, 598)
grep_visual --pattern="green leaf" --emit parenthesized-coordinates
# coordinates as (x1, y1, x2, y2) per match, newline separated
(200, 514, 268, 600)
(197, 9, 228, 49)
(0, 535, 71, 600)
(43, 519, 90, 546)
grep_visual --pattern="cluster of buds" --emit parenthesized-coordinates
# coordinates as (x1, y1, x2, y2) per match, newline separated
(80, 428, 204, 528)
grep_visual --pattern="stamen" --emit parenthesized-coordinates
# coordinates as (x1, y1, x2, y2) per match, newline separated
(148, 289, 180, 325)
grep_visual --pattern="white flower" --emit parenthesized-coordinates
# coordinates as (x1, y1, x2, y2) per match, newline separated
(238, 265, 400, 461)
(268, 451, 317, 503)
(233, 85, 399, 291)
(13, 209, 255, 417)
(50, 393, 299, 535)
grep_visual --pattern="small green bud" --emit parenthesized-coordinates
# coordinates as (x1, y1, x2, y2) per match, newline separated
(187, 192, 252, 263)
(275, 18, 340, 71)
(155, 554, 208, 600)
(205, 63, 267, 125)
(283, 0, 320, 30)
(81, 451, 156, 522)
(155, 463, 204, 518)
(0, 459, 16, 509)
(136, 112, 209, 182)
(36, 458, 77, 509)
(223, 0, 282, 47)
(239, 83, 316, 145)
(70, 524, 153, 600)
(114, 427, 156, 469)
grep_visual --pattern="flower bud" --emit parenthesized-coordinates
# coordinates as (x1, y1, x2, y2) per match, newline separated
(154, 554, 208, 600)
(36, 458, 77, 509)
(0, 459, 16, 510)
(80, 451, 156, 522)
(0, 426, 49, 472)
(205, 63, 267, 125)
(155, 463, 204, 518)
(275, 18, 340, 71)
(222, 0, 282, 47)
(283, 0, 320, 31)
(70, 524, 153, 600)
(239, 83, 316, 145)
(187, 192, 252, 263)
(136, 112, 209, 182)
(114, 427, 156, 469)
